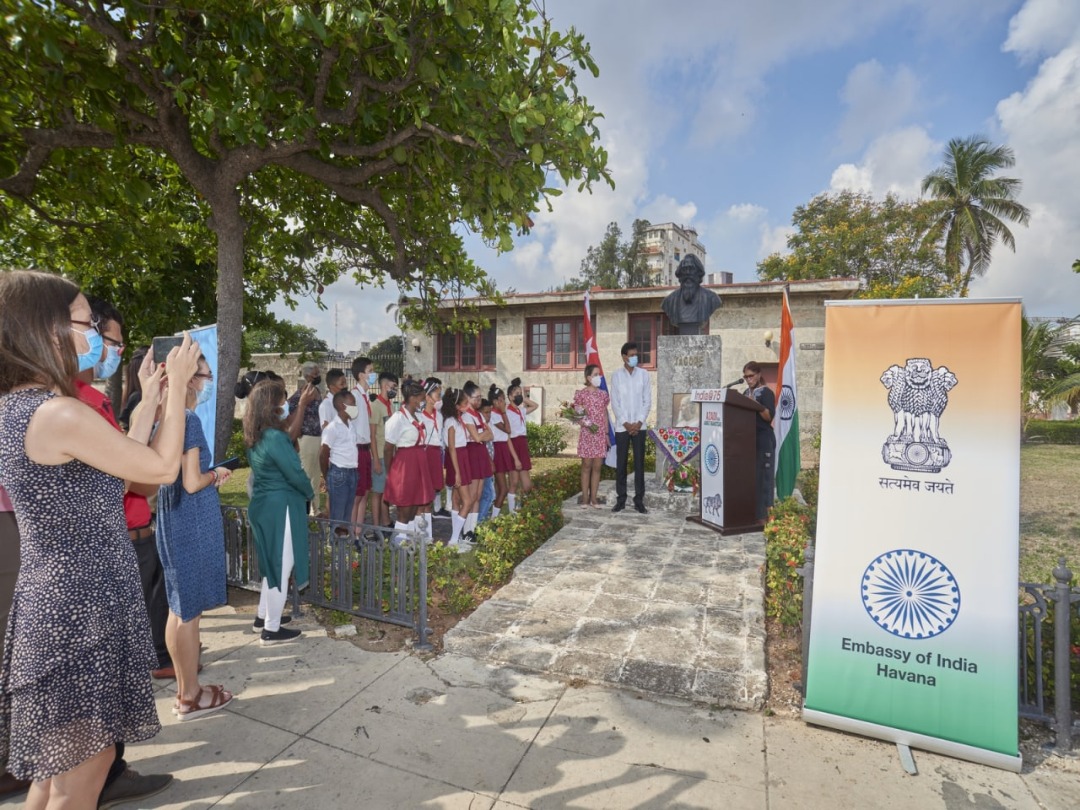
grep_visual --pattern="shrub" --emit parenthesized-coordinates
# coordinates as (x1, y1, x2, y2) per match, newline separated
(227, 418, 248, 466)
(527, 421, 568, 457)
(763, 497, 814, 627)
(600, 434, 656, 478)
(797, 467, 819, 510)
(1025, 419, 1080, 445)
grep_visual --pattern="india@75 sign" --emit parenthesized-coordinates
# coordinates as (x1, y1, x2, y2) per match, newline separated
(804, 300, 1021, 772)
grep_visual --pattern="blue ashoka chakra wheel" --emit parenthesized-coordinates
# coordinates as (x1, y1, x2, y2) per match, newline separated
(704, 443, 720, 475)
(778, 384, 796, 420)
(861, 549, 960, 639)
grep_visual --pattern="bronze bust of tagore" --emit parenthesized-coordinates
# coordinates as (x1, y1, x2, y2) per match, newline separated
(661, 254, 721, 335)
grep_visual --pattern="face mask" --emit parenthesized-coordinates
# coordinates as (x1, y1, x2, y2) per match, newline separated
(513, 395, 524, 406)
(310, 374, 322, 387)
(195, 382, 213, 406)
(73, 325, 103, 373)
(94, 344, 122, 380)
(590, 375, 603, 387)
(387, 388, 398, 400)
(367, 372, 378, 386)
(627, 356, 639, 368)
(344, 405, 359, 420)
(279, 400, 291, 420)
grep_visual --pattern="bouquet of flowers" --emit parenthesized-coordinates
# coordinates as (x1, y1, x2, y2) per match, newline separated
(664, 462, 700, 494)
(559, 400, 599, 433)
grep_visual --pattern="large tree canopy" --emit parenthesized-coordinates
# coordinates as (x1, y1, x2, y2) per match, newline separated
(0, 0, 611, 453)
(756, 191, 950, 297)
(560, 218, 652, 290)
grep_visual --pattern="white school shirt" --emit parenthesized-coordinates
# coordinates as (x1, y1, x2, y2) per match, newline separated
(420, 409, 443, 448)
(442, 416, 468, 449)
(461, 408, 486, 443)
(506, 405, 528, 438)
(321, 415, 358, 468)
(318, 391, 335, 427)
(384, 408, 423, 448)
(490, 410, 510, 443)
(349, 385, 372, 444)
(609, 366, 652, 433)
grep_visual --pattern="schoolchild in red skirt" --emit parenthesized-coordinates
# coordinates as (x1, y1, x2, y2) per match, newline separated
(417, 378, 444, 542)
(504, 378, 537, 506)
(382, 382, 433, 544)
(461, 382, 494, 543)
(488, 384, 522, 518)
(349, 356, 375, 529)
(440, 387, 474, 547)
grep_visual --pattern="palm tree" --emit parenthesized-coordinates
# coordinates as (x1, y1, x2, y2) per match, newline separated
(921, 136, 1031, 297)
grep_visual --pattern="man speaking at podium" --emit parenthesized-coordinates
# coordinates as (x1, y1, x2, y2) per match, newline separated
(742, 361, 775, 521)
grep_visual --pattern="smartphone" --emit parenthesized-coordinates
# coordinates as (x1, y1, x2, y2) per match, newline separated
(151, 335, 184, 365)
(211, 457, 242, 471)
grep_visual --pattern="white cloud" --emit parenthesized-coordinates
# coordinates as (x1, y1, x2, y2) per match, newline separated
(971, 15, 1080, 316)
(639, 195, 699, 226)
(836, 60, 921, 153)
(829, 126, 940, 199)
(1003, 0, 1080, 62)
(271, 280, 398, 353)
(759, 224, 796, 259)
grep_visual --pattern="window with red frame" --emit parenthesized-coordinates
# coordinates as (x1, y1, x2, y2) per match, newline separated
(436, 325, 497, 371)
(627, 313, 681, 368)
(526, 317, 594, 370)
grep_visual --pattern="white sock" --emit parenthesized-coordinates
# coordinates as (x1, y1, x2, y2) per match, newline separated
(465, 513, 478, 535)
(492, 506, 501, 518)
(433, 492, 442, 512)
(393, 521, 409, 543)
(424, 515, 433, 539)
(507, 494, 516, 513)
(450, 512, 465, 542)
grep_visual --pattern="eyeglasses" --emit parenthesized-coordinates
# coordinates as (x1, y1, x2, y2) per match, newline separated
(743, 374, 756, 380)
(102, 335, 125, 351)
(70, 317, 101, 331)
(194, 373, 214, 381)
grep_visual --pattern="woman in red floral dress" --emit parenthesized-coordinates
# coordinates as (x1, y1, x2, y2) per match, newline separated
(572, 364, 610, 508)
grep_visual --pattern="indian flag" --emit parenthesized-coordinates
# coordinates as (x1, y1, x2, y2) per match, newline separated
(774, 288, 801, 499)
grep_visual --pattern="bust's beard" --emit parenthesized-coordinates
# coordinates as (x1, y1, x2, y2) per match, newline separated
(681, 288, 697, 304)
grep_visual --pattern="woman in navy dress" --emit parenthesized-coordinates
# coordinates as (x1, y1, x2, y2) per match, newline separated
(0, 271, 200, 807)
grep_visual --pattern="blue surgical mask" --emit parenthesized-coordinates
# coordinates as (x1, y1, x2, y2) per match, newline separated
(195, 382, 213, 406)
(73, 325, 103, 373)
(367, 372, 378, 386)
(94, 344, 122, 380)
(279, 400, 291, 420)
(627, 356, 639, 368)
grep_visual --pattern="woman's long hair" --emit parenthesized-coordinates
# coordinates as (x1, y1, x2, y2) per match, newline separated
(243, 379, 288, 448)
(0, 270, 80, 397)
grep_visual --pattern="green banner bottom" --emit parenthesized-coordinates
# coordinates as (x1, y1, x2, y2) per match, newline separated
(802, 708, 1022, 773)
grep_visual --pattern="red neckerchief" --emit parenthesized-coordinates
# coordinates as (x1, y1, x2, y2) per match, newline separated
(421, 407, 437, 428)
(507, 404, 523, 419)
(401, 405, 425, 446)
(467, 406, 486, 429)
(376, 394, 391, 416)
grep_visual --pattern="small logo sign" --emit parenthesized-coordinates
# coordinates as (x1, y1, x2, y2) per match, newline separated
(880, 358, 958, 473)
(704, 443, 720, 475)
(861, 549, 960, 639)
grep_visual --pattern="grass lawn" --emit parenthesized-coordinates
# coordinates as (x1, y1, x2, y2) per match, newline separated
(1020, 444, 1080, 583)
(215, 455, 581, 510)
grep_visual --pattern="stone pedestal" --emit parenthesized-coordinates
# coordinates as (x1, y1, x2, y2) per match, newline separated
(654, 335, 723, 486)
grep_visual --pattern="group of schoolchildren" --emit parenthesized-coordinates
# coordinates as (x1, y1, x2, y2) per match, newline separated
(317, 356, 538, 548)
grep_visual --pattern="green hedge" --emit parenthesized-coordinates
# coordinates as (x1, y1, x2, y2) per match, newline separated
(763, 497, 815, 627)
(526, 421, 568, 457)
(1025, 420, 1080, 445)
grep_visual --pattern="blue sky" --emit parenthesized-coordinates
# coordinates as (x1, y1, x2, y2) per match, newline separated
(277, 0, 1080, 351)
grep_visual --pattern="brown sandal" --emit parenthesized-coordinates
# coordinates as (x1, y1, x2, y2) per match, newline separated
(176, 684, 233, 721)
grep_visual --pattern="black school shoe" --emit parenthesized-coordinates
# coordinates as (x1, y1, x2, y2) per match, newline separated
(260, 626, 303, 645)
(612, 502, 626, 513)
(252, 614, 292, 633)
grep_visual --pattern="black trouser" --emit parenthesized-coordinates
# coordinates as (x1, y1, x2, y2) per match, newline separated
(755, 432, 776, 521)
(615, 430, 646, 507)
(132, 530, 171, 669)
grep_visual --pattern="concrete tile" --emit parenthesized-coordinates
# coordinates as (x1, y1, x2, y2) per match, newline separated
(588, 594, 649, 622)
(507, 611, 581, 644)
(550, 650, 624, 683)
(1023, 766, 1080, 810)
(119, 698, 299, 809)
(627, 626, 699, 666)
(598, 574, 657, 598)
(567, 619, 636, 656)
(489, 579, 544, 606)
(619, 658, 694, 697)
(427, 654, 568, 704)
(764, 716, 1039, 809)
(460, 602, 530, 634)
(639, 603, 705, 635)
(548, 570, 606, 591)
(705, 606, 747, 637)
(652, 579, 708, 604)
(488, 636, 561, 670)
(502, 744, 765, 809)
(443, 628, 498, 659)
(225, 736, 495, 808)
(531, 587, 596, 615)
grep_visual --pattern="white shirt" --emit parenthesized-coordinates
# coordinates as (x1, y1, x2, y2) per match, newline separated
(461, 409, 486, 443)
(609, 365, 651, 433)
(385, 408, 424, 448)
(349, 385, 372, 444)
(442, 416, 467, 449)
(420, 409, 443, 448)
(318, 392, 336, 428)
(506, 406, 528, 438)
(321, 416, 358, 468)
(490, 409, 510, 443)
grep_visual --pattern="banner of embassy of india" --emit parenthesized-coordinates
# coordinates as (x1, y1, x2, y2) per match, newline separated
(804, 300, 1022, 772)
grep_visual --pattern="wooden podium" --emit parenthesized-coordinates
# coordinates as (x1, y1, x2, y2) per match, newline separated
(691, 388, 764, 535)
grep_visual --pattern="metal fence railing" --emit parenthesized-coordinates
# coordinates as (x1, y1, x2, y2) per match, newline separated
(799, 549, 1080, 753)
(222, 505, 432, 650)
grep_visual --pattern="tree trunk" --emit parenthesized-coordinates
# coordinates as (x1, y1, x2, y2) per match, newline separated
(209, 192, 247, 458)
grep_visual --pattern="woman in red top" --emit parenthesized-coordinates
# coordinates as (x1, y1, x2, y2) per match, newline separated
(573, 364, 610, 508)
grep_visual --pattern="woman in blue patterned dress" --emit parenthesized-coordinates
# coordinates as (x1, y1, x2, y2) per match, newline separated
(156, 355, 236, 721)
(0, 271, 200, 808)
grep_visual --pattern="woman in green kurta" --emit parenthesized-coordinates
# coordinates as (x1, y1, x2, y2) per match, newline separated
(243, 379, 314, 645)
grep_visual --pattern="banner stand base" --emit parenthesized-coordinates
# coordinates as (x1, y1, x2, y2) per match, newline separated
(803, 708, 1022, 773)
(896, 743, 918, 775)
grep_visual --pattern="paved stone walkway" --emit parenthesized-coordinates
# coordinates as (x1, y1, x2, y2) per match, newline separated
(444, 480, 768, 709)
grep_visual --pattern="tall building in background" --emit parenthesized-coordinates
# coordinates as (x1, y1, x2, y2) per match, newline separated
(640, 222, 708, 285)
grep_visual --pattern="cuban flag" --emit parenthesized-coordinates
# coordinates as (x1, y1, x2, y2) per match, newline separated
(583, 291, 618, 467)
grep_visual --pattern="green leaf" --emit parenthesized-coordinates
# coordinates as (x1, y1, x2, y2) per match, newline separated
(529, 142, 544, 164)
